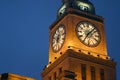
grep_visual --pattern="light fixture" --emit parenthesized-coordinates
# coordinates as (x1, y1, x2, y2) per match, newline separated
(97, 55, 100, 57)
(60, 52, 62, 55)
(78, 50, 81, 52)
(88, 52, 90, 55)
(68, 46, 71, 48)
(55, 57, 57, 59)
(49, 62, 52, 64)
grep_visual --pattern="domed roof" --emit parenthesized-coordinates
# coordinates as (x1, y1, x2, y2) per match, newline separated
(75, 0, 95, 13)
(57, 0, 95, 17)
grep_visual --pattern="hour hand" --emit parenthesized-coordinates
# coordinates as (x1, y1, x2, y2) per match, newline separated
(83, 28, 95, 41)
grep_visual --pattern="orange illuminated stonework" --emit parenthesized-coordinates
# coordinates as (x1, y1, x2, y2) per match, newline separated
(0, 73, 35, 80)
(42, 49, 116, 80)
(41, 0, 116, 80)
(48, 8, 108, 65)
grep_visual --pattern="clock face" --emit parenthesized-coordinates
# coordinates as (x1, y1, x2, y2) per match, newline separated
(76, 22, 101, 47)
(52, 25, 66, 52)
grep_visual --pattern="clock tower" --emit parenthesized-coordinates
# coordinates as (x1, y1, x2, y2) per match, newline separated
(41, 0, 116, 80)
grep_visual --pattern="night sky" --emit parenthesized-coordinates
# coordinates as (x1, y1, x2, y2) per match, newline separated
(0, 0, 120, 80)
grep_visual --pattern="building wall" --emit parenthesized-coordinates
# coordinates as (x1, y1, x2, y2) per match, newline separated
(0, 73, 36, 80)
(41, 49, 116, 80)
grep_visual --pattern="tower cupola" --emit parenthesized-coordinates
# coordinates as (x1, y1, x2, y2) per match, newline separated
(57, 0, 95, 17)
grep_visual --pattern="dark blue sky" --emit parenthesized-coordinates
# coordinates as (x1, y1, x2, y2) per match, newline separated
(0, 0, 120, 80)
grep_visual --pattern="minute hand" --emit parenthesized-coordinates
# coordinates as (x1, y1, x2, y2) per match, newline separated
(83, 28, 95, 42)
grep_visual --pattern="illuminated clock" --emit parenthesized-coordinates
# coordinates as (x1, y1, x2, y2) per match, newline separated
(76, 21, 100, 47)
(52, 25, 66, 52)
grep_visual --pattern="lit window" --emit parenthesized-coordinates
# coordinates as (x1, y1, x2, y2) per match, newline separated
(79, 5, 88, 11)
(60, 8, 66, 15)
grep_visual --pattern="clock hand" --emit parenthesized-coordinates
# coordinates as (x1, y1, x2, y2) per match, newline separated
(83, 34, 88, 42)
(90, 30, 96, 35)
(83, 28, 95, 42)
(88, 28, 95, 36)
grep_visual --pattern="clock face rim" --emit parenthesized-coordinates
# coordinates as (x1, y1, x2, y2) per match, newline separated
(52, 25, 66, 52)
(76, 21, 101, 47)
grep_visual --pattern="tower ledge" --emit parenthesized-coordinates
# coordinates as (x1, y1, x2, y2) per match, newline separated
(41, 49, 116, 77)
